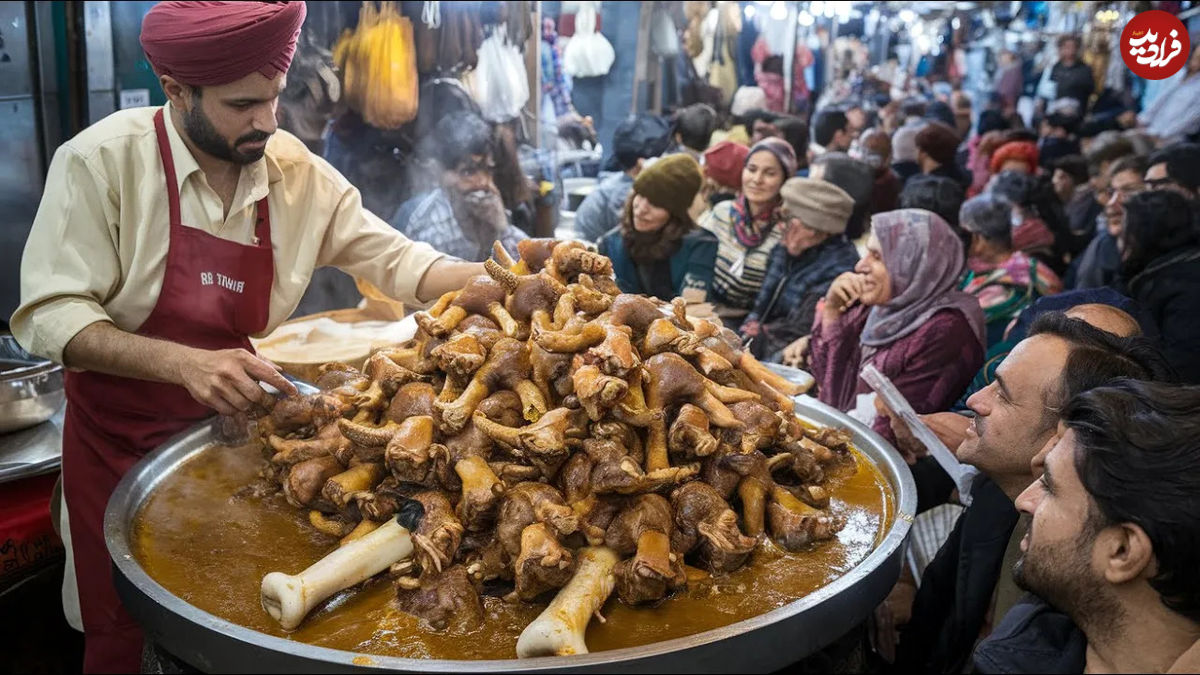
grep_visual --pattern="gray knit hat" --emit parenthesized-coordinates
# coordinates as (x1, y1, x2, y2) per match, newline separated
(779, 177, 855, 235)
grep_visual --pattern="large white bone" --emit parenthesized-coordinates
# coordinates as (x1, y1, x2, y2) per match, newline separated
(516, 546, 619, 658)
(261, 518, 414, 630)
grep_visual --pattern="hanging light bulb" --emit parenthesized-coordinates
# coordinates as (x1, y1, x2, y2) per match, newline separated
(952, 17, 961, 30)
(899, 9, 917, 23)
(770, 0, 788, 21)
(811, 1, 825, 17)
(798, 10, 815, 26)
(745, 4, 757, 19)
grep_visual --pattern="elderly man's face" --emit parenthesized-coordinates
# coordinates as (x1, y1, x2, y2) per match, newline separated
(444, 153, 497, 195)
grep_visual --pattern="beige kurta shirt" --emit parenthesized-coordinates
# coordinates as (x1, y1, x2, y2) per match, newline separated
(12, 103, 444, 364)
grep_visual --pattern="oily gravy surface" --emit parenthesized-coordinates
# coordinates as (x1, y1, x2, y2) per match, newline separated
(132, 442, 892, 660)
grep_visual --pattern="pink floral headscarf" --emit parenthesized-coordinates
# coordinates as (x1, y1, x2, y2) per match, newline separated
(861, 209, 986, 349)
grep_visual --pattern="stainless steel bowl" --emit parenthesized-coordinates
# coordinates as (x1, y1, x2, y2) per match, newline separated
(106, 396, 916, 673)
(0, 336, 66, 434)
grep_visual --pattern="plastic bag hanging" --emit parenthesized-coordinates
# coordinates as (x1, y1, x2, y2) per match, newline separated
(562, 2, 614, 78)
(472, 25, 530, 123)
(333, 2, 419, 129)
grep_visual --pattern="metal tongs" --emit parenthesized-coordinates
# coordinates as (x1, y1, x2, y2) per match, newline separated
(861, 364, 978, 506)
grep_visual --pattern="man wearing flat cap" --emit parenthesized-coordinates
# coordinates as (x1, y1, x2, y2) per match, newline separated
(741, 177, 861, 360)
(11, 3, 481, 669)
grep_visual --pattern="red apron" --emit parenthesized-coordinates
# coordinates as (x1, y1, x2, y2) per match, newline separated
(62, 108, 275, 673)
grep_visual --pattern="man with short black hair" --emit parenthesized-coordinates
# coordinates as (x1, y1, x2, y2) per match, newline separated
(915, 121, 970, 190)
(976, 379, 1200, 673)
(672, 103, 718, 159)
(1145, 143, 1200, 200)
(1045, 35, 1095, 114)
(811, 108, 852, 154)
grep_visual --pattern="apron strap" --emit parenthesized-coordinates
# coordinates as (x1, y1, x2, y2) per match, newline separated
(254, 195, 272, 248)
(152, 109, 183, 229)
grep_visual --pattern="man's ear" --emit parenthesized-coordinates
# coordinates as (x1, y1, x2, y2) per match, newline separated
(1099, 522, 1156, 585)
(160, 75, 191, 111)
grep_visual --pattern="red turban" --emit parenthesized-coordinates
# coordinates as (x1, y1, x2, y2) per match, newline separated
(703, 140, 750, 190)
(140, 2, 307, 86)
(989, 141, 1039, 174)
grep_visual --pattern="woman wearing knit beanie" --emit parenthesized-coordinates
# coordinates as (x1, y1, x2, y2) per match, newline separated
(597, 154, 718, 301)
(698, 136, 798, 326)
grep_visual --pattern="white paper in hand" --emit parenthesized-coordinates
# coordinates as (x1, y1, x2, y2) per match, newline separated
(861, 364, 978, 505)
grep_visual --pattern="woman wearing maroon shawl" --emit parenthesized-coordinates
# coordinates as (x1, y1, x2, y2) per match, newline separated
(808, 208, 986, 452)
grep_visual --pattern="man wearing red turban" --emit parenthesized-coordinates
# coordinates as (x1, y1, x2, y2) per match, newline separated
(12, 3, 483, 671)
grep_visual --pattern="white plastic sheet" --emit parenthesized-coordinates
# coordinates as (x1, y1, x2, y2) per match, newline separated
(473, 26, 530, 122)
(562, 3, 614, 78)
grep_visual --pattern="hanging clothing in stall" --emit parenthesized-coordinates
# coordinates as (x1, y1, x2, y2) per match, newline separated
(736, 7, 760, 87)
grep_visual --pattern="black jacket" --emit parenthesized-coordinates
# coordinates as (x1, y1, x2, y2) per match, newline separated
(1050, 61, 1096, 111)
(972, 595, 1086, 674)
(1127, 247, 1200, 384)
(893, 476, 1020, 674)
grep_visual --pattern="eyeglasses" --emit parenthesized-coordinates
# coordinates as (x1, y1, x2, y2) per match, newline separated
(1096, 185, 1141, 202)
(1144, 177, 1182, 191)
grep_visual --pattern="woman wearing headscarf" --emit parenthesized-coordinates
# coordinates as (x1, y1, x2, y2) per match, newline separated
(699, 136, 797, 326)
(958, 194, 1063, 346)
(598, 154, 718, 301)
(808, 208, 986, 448)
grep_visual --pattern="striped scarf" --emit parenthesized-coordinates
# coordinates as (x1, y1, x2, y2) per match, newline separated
(730, 194, 782, 248)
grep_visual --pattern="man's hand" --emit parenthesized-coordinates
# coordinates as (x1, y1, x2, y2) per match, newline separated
(741, 319, 762, 338)
(63, 322, 297, 417)
(782, 336, 810, 369)
(176, 347, 297, 416)
(824, 272, 866, 321)
(415, 259, 486, 304)
(875, 396, 926, 464)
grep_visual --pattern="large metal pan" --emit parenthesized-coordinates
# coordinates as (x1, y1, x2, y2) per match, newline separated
(0, 335, 66, 435)
(106, 394, 915, 673)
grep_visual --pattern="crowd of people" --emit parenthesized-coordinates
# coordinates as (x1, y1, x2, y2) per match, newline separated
(358, 31, 1200, 674)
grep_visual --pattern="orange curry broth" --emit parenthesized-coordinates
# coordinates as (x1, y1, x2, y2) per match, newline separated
(132, 442, 893, 660)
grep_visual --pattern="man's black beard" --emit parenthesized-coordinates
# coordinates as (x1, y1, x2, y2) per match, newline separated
(448, 187, 509, 247)
(1013, 523, 1124, 640)
(183, 104, 270, 165)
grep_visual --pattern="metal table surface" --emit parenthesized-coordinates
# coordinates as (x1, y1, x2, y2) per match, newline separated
(0, 407, 64, 485)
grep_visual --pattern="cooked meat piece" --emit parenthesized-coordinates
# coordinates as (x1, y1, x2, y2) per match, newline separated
(409, 490, 464, 577)
(610, 496, 686, 605)
(767, 486, 846, 551)
(670, 482, 758, 574)
(385, 382, 436, 423)
(397, 565, 483, 633)
(513, 522, 576, 601)
(495, 483, 577, 558)
(282, 455, 344, 510)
